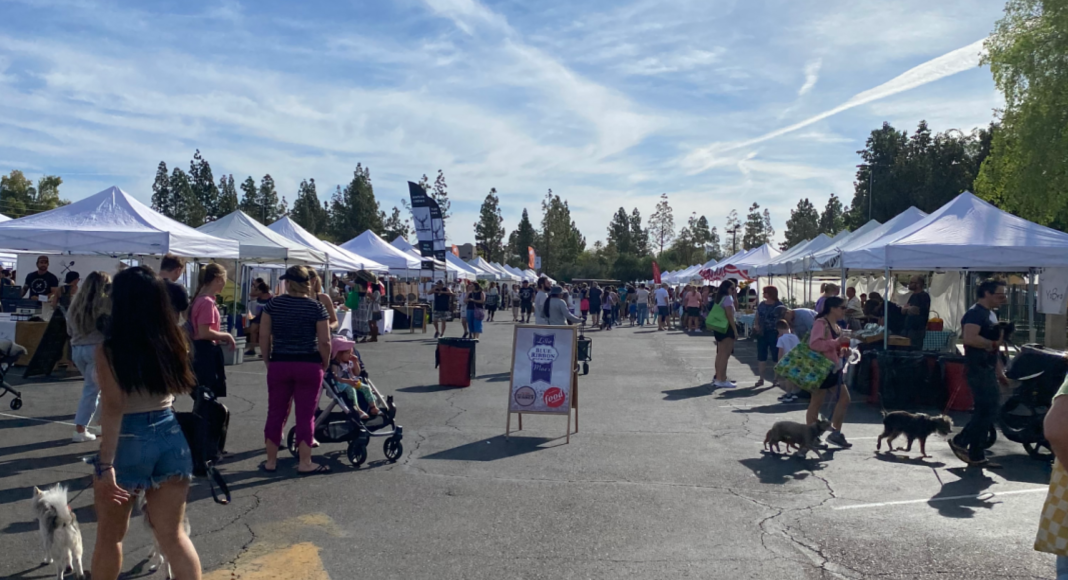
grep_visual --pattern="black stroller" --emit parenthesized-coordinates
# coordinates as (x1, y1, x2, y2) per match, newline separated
(286, 360, 403, 468)
(0, 340, 27, 410)
(1000, 343, 1068, 460)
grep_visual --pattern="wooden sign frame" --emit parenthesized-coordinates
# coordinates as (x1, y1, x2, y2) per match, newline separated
(505, 324, 579, 443)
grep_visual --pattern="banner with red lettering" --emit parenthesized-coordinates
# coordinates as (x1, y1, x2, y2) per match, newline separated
(508, 326, 576, 415)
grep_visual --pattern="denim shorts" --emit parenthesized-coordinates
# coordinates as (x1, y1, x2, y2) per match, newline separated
(113, 408, 193, 491)
(756, 335, 779, 362)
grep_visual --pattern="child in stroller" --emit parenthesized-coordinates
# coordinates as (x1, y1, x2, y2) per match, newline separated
(285, 336, 402, 467)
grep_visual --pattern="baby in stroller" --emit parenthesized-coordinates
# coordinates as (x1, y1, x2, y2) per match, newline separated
(330, 336, 380, 420)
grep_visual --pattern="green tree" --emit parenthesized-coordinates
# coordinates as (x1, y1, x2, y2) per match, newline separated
(819, 194, 847, 236)
(647, 193, 675, 256)
(976, 0, 1068, 227)
(217, 174, 238, 217)
(381, 206, 412, 241)
(724, 209, 741, 255)
(507, 208, 538, 268)
(238, 176, 260, 220)
(538, 189, 585, 275)
(429, 169, 452, 224)
(257, 174, 285, 224)
(169, 167, 205, 226)
(474, 187, 506, 262)
(151, 162, 173, 217)
(783, 198, 820, 249)
(0, 170, 67, 218)
(707, 225, 723, 262)
(291, 179, 329, 236)
(188, 150, 219, 221)
(630, 208, 648, 256)
(329, 164, 384, 242)
(606, 207, 634, 254)
(742, 202, 768, 250)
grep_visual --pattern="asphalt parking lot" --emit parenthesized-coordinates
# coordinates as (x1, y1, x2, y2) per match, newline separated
(0, 318, 1058, 579)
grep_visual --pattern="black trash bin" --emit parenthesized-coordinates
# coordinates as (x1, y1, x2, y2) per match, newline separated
(436, 338, 477, 387)
(875, 350, 931, 409)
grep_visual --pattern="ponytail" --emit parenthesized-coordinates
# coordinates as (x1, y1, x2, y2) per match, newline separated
(189, 263, 225, 315)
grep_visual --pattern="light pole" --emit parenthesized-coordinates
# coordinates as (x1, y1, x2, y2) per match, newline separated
(857, 163, 875, 221)
(727, 225, 740, 255)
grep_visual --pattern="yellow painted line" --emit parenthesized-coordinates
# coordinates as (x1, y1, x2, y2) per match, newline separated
(204, 542, 329, 580)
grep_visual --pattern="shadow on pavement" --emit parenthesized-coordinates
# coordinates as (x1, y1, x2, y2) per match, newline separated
(927, 467, 1000, 518)
(422, 435, 562, 461)
(0, 414, 76, 430)
(738, 451, 830, 485)
(716, 385, 777, 400)
(872, 451, 947, 469)
(398, 384, 456, 393)
(662, 384, 715, 401)
(478, 372, 511, 383)
(0, 438, 72, 458)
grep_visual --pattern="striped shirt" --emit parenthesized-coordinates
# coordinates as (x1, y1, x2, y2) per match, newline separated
(262, 294, 328, 363)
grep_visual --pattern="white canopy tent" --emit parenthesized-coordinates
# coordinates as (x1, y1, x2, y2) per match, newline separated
(825, 207, 927, 271)
(197, 211, 327, 263)
(844, 192, 1068, 271)
(469, 257, 520, 281)
(389, 237, 468, 279)
(752, 237, 816, 277)
(267, 217, 386, 272)
(499, 263, 531, 281)
(490, 262, 522, 282)
(340, 231, 423, 270)
(0, 186, 239, 258)
(805, 220, 882, 272)
(0, 214, 14, 266)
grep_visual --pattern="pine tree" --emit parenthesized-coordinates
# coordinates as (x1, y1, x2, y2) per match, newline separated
(819, 193, 847, 236)
(606, 207, 634, 254)
(238, 177, 259, 220)
(151, 161, 172, 217)
(291, 179, 329, 236)
(508, 208, 538, 267)
(708, 226, 723, 261)
(189, 150, 219, 222)
(474, 187, 506, 262)
(630, 208, 648, 256)
(539, 189, 585, 274)
(725, 209, 741, 255)
(217, 175, 238, 217)
(647, 193, 675, 256)
(168, 167, 205, 227)
(257, 175, 284, 224)
(329, 163, 383, 242)
(382, 206, 412, 241)
(782, 198, 820, 250)
(762, 209, 775, 245)
(742, 203, 767, 250)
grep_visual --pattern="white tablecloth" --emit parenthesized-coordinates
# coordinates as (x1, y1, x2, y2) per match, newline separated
(377, 309, 393, 334)
(337, 309, 392, 335)
(0, 320, 15, 343)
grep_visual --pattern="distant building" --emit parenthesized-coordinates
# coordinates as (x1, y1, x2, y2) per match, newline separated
(458, 243, 476, 260)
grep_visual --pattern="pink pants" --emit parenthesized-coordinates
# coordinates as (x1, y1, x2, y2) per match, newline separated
(264, 361, 324, 448)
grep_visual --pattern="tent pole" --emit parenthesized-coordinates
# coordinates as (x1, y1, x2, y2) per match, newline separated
(1029, 268, 1037, 344)
(883, 267, 890, 350)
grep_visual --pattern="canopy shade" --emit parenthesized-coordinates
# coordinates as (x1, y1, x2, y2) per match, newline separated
(804, 220, 882, 272)
(0, 186, 239, 258)
(490, 262, 523, 281)
(469, 257, 520, 281)
(267, 217, 386, 272)
(197, 211, 327, 263)
(828, 207, 927, 270)
(340, 231, 423, 270)
(710, 243, 781, 282)
(390, 237, 472, 279)
(846, 192, 1068, 271)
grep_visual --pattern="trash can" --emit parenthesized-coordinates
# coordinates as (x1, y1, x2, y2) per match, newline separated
(939, 354, 972, 411)
(875, 350, 928, 409)
(222, 337, 246, 366)
(436, 338, 477, 387)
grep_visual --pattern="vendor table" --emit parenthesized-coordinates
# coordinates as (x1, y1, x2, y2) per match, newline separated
(377, 309, 394, 335)
(391, 305, 428, 334)
(735, 312, 755, 338)
(15, 321, 48, 366)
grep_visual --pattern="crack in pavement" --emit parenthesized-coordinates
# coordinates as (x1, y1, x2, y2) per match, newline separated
(192, 491, 263, 538)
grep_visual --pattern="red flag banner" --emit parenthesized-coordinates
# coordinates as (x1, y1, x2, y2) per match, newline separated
(652, 261, 661, 284)
(528, 246, 536, 270)
(451, 244, 459, 257)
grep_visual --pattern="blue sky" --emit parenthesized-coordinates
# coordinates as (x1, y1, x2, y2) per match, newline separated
(0, 0, 1005, 247)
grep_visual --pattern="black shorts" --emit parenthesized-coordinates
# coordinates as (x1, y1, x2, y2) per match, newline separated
(819, 370, 842, 390)
(521, 302, 533, 313)
(685, 306, 700, 317)
(756, 335, 778, 362)
(714, 326, 736, 342)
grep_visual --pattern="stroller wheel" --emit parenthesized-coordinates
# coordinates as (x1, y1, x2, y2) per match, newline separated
(383, 437, 403, 463)
(347, 441, 368, 467)
(1025, 440, 1054, 461)
(10, 397, 21, 411)
(983, 425, 997, 449)
(582, 362, 589, 375)
(285, 428, 299, 458)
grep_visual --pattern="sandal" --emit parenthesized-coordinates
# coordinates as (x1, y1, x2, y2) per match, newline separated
(754, 379, 765, 388)
(259, 462, 277, 473)
(297, 464, 331, 476)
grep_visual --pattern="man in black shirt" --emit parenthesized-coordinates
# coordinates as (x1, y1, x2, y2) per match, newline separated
(431, 280, 454, 338)
(159, 254, 190, 317)
(903, 275, 931, 350)
(949, 279, 1008, 468)
(518, 281, 535, 323)
(22, 255, 59, 300)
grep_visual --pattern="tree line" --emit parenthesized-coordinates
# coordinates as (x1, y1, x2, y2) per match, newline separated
(0, 171, 68, 218)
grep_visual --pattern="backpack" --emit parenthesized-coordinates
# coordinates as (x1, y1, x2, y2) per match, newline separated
(176, 386, 231, 504)
(706, 302, 729, 333)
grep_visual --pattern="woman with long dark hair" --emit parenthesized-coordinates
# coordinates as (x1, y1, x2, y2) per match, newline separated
(67, 271, 111, 442)
(92, 266, 200, 580)
(713, 280, 738, 388)
(466, 282, 485, 339)
(806, 296, 853, 448)
(189, 263, 235, 397)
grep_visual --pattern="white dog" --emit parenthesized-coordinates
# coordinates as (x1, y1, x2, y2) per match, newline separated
(138, 492, 192, 579)
(32, 484, 84, 580)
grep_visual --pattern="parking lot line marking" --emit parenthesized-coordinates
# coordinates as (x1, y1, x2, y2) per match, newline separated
(0, 411, 78, 427)
(832, 487, 1047, 511)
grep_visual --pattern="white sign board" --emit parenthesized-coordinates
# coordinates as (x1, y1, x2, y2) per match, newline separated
(508, 325, 576, 415)
(1039, 268, 1068, 316)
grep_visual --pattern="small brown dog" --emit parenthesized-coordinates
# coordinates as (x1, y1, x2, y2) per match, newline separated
(876, 410, 953, 458)
(764, 419, 831, 457)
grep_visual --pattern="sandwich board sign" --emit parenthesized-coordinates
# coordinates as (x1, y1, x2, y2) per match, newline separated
(506, 324, 578, 442)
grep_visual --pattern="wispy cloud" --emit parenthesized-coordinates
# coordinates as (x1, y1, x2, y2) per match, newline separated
(798, 58, 822, 96)
(682, 38, 988, 173)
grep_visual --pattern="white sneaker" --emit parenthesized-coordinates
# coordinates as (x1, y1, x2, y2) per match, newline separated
(714, 380, 738, 389)
(72, 431, 96, 443)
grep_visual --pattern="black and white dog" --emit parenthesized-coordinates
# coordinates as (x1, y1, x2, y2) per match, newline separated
(32, 484, 84, 579)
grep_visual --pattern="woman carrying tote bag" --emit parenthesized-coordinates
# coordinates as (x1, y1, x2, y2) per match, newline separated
(805, 296, 853, 449)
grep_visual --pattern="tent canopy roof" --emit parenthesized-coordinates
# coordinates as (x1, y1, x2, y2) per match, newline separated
(340, 230, 422, 270)
(267, 217, 386, 272)
(197, 211, 326, 263)
(0, 186, 239, 258)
